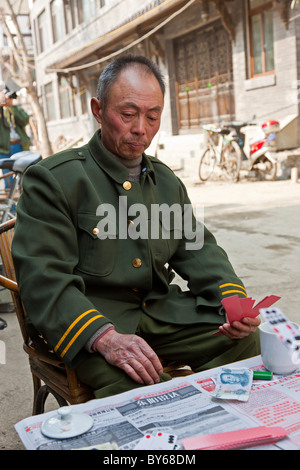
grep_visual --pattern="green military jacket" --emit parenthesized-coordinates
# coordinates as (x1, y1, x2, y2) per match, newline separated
(12, 131, 247, 368)
(0, 105, 30, 154)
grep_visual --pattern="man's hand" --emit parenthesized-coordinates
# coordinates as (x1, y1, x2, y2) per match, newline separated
(218, 315, 261, 339)
(94, 329, 163, 385)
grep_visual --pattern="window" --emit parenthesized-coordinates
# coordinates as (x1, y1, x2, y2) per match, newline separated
(37, 10, 49, 53)
(51, 0, 66, 43)
(77, 78, 88, 114)
(64, 0, 76, 34)
(77, 0, 96, 24)
(248, 0, 274, 77)
(59, 76, 73, 118)
(44, 82, 56, 121)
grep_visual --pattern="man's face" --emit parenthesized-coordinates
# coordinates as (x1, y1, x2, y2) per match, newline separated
(91, 66, 164, 160)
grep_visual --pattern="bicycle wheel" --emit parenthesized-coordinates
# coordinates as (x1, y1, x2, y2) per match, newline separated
(222, 140, 241, 182)
(199, 147, 217, 181)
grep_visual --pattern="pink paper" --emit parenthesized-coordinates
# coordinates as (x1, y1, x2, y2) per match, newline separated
(182, 426, 287, 450)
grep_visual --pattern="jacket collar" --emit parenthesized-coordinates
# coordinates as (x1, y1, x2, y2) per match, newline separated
(88, 130, 156, 185)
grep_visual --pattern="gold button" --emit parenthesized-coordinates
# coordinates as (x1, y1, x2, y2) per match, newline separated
(128, 220, 135, 226)
(132, 287, 139, 292)
(123, 181, 132, 190)
(92, 227, 99, 235)
(132, 258, 142, 268)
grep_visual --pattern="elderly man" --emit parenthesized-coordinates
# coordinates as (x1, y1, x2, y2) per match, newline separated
(12, 55, 260, 399)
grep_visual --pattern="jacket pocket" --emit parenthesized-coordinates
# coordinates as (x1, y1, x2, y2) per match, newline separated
(77, 212, 117, 277)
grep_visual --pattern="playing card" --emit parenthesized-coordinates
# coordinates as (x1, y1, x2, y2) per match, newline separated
(221, 295, 243, 322)
(250, 295, 282, 316)
(134, 433, 155, 450)
(152, 431, 177, 450)
(240, 297, 255, 315)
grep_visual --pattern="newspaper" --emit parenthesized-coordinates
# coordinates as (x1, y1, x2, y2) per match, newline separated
(15, 355, 300, 450)
(193, 356, 300, 450)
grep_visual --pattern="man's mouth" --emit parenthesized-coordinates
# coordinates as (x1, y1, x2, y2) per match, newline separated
(126, 141, 146, 151)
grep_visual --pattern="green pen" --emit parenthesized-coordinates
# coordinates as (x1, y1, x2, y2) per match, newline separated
(253, 370, 273, 380)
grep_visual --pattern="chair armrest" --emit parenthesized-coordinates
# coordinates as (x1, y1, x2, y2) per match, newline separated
(0, 274, 18, 292)
(24, 343, 66, 369)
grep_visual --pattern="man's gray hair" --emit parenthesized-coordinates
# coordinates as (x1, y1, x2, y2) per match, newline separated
(97, 54, 165, 109)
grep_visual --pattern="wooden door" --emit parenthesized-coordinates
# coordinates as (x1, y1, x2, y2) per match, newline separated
(173, 20, 235, 131)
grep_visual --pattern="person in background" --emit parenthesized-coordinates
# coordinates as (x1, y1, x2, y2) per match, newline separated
(0, 87, 30, 188)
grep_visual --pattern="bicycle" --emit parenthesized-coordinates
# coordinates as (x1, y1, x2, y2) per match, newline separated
(0, 151, 42, 324)
(0, 150, 41, 223)
(198, 125, 241, 183)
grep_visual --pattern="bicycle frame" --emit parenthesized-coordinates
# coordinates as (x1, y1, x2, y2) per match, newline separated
(0, 151, 42, 223)
(0, 171, 22, 223)
(199, 125, 241, 183)
(203, 125, 232, 165)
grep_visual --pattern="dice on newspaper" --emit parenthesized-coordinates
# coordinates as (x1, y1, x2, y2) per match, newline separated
(135, 431, 178, 450)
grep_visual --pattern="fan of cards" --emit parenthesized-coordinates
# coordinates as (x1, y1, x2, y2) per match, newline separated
(259, 307, 300, 365)
(213, 294, 281, 336)
(221, 294, 281, 323)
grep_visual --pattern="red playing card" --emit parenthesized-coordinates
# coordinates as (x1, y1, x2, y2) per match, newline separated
(221, 295, 243, 322)
(240, 297, 255, 315)
(250, 295, 281, 316)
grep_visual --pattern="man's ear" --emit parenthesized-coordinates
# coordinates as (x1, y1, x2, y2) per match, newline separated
(90, 97, 102, 124)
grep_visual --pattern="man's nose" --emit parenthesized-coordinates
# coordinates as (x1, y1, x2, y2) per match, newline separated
(132, 115, 146, 135)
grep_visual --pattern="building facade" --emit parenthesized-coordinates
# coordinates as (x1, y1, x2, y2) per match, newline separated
(28, 0, 300, 156)
(0, 8, 33, 92)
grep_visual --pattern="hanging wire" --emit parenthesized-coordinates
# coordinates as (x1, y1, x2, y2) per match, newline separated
(45, 0, 197, 73)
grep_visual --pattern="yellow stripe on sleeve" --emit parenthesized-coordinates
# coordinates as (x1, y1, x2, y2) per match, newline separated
(54, 309, 100, 353)
(219, 283, 247, 292)
(60, 315, 104, 358)
(221, 290, 247, 297)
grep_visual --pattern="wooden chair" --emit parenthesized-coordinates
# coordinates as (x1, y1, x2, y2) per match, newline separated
(0, 218, 94, 415)
(0, 218, 193, 416)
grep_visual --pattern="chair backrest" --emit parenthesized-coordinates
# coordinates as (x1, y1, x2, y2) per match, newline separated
(0, 218, 29, 344)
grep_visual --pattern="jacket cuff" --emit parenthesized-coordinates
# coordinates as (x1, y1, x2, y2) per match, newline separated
(85, 323, 114, 353)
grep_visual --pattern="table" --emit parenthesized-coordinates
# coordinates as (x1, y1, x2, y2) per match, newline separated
(15, 355, 300, 450)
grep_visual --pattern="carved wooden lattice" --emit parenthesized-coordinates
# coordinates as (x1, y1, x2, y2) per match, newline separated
(174, 20, 235, 130)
